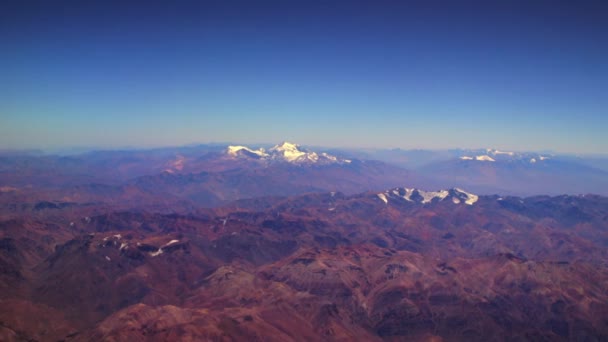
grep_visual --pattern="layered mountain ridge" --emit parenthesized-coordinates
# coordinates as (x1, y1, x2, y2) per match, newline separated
(458, 148, 552, 164)
(1, 143, 608, 340)
(2, 143, 607, 198)
(1, 186, 607, 341)
(226, 141, 351, 165)
(376, 187, 479, 205)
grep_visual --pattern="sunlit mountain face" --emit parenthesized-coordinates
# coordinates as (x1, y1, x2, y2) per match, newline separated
(2, 0, 608, 341)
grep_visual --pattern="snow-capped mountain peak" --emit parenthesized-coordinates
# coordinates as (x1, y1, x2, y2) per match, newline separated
(490, 149, 515, 156)
(226, 145, 268, 158)
(268, 141, 309, 162)
(459, 149, 551, 164)
(460, 155, 496, 162)
(377, 187, 479, 205)
(270, 141, 300, 152)
(225, 142, 350, 165)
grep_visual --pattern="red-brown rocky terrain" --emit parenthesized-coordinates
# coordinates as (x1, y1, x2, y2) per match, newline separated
(1, 185, 607, 341)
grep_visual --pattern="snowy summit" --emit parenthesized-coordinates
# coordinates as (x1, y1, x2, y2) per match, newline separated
(226, 141, 351, 165)
(459, 149, 551, 164)
(377, 187, 479, 205)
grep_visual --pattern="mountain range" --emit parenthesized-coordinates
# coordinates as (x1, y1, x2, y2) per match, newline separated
(2, 142, 607, 201)
(1, 185, 607, 340)
(1, 142, 608, 340)
(226, 141, 352, 165)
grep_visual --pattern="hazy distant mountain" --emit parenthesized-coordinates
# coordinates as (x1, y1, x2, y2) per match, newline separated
(418, 150, 608, 196)
(329, 147, 608, 196)
(225, 141, 352, 165)
(132, 143, 415, 206)
(1, 144, 607, 207)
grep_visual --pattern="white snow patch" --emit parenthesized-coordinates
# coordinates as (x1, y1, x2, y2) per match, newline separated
(321, 153, 337, 162)
(455, 188, 479, 205)
(377, 193, 388, 204)
(403, 188, 415, 202)
(475, 155, 495, 162)
(113, 234, 122, 239)
(269, 142, 307, 162)
(119, 242, 128, 250)
(305, 152, 319, 162)
(150, 248, 163, 257)
(226, 145, 268, 158)
(452, 197, 461, 204)
(105, 256, 111, 261)
(165, 239, 179, 246)
(420, 190, 449, 204)
(390, 188, 414, 201)
(540, 156, 549, 161)
(493, 150, 515, 156)
(530, 158, 537, 163)
(460, 156, 473, 160)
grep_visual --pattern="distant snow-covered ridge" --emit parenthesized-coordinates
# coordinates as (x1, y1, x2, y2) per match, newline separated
(226, 141, 351, 165)
(377, 187, 479, 205)
(459, 148, 551, 163)
(460, 155, 496, 162)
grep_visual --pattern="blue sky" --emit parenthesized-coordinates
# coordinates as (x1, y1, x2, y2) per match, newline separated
(1, 1, 607, 153)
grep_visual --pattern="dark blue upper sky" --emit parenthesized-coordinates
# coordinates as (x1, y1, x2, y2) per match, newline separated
(2, 0, 607, 153)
